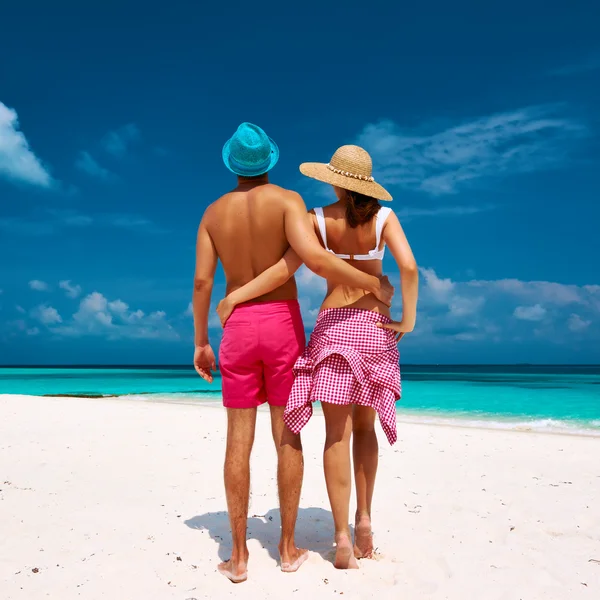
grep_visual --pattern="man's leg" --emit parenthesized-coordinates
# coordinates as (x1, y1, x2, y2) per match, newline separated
(269, 405, 308, 571)
(218, 407, 257, 583)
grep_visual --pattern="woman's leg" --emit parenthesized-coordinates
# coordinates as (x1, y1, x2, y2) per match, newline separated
(352, 405, 378, 558)
(322, 402, 358, 569)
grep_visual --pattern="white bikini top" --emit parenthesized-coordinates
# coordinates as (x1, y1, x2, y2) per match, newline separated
(314, 206, 392, 261)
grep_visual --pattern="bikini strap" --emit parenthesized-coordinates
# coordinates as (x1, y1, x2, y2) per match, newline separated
(314, 207, 329, 250)
(375, 207, 392, 249)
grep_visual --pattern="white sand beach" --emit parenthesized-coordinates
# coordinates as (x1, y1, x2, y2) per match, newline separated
(1, 393, 599, 600)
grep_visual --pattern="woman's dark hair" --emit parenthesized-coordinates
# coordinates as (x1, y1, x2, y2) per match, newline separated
(343, 189, 381, 228)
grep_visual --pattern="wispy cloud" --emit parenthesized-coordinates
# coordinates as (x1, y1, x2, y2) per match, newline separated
(0, 209, 165, 236)
(0, 101, 53, 188)
(0, 217, 54, 236)
(75, 151, 114, 181)
(29, 280, 49, 291)
(469, 278, 584, 306)
(357, 105, 586, 195)
(548, 54, 600, 77)
(396, 205, 495, 221)
(106, 215, 166, 233)
(59, 280, 82, 299)
(102, 124, 141, 158)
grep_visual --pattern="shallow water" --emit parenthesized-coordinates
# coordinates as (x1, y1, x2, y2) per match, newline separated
(1, 365, 599, 435)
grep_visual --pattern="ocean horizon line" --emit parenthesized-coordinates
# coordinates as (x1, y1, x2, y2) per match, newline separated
(2, 363, 600, 369)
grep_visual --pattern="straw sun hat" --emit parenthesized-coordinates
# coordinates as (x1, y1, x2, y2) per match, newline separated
(300, 145, 392, 201)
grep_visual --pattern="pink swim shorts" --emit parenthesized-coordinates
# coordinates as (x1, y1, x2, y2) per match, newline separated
(219, 300, 306, 409)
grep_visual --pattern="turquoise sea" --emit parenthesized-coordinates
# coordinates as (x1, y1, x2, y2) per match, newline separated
(1, 366, 599, 435)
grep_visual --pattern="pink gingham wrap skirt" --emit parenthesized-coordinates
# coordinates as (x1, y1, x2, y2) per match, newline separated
(284, 308, 401, 444)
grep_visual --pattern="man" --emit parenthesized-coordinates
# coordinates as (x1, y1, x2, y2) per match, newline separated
(192, 122, 393, 583)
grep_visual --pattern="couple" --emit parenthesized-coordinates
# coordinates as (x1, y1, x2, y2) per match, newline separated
(192, 123, 418, 583)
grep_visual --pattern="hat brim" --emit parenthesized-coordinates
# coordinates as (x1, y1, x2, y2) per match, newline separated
(299, 162, 392, 201)
(222, 137, 279, 177)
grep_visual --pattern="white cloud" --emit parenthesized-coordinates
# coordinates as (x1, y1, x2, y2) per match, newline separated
(59, 280, 82, 299)
(419, 267, 454, 300)
(296, 265, 328, 326)
(411, 267, 599, 345)
(568, 313, 591, 332)
(357, 105, 585, 195)
(296, 265, 327, 295)
(26, 327, 40, 336)
(52, 291, 179, 340)
(0, 102, 52, 188)
(108, 299, 129, 314)
(29, 280, 48, 291)
(102, 124, 140, 157)
(470, 279, 583, 306)
(16, 305, 25, 314)
(75, 151, 113, 180)
(449, 295, 485, 317)
(31, 304, 62, 325)
(514, 304, 547, 321)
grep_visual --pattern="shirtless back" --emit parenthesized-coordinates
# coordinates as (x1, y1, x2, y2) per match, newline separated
(203, 180, 298, 303)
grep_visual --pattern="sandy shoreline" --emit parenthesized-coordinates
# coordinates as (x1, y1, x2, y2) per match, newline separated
(1, 394, 599, 599)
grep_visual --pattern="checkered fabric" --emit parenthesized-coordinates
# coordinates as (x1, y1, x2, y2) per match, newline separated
(284, 308, 401, 444)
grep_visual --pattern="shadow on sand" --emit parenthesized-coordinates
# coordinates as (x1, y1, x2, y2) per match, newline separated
(185, 507, 339, 564)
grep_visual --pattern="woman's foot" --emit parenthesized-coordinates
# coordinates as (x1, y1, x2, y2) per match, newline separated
(334, 532, 359, 569)
(353, 515, 374, 559)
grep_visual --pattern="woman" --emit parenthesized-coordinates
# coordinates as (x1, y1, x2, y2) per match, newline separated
(217, 145, 418, 569)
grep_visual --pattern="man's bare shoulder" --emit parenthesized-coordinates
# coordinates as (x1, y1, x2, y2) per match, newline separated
(249, 183, 301, 202)
(256, 184, 306, 211)
(200, 191, 236, 224)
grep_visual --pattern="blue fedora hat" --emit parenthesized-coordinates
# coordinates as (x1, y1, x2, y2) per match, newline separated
(222, 122, 279, 177)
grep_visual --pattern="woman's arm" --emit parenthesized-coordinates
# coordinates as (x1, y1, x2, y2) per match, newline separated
(283, 194, 393, 305)
(216, 248, 303, 325)
(377, 212, 418, 338)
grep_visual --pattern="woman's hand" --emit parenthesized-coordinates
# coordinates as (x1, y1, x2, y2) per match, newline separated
(216, 296, 236, 327)
(376, 319, 414, 342)
(373, 276, 394, 307)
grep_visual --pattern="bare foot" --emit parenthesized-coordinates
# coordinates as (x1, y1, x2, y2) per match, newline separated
(280, 545, 309, 573)
(354, 516, 374, 559)
(218, 558, 248, 583)
(334, 533, 359, 570)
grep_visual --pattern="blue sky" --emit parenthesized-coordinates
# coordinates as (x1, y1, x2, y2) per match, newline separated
(1, 0, 599, 365)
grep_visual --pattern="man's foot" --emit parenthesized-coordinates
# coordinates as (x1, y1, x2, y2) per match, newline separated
(354, 515, 374, 559)
(218, 558, 248, 583)
(279, 542, 309, 573)
(334, 533, 359, 570)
